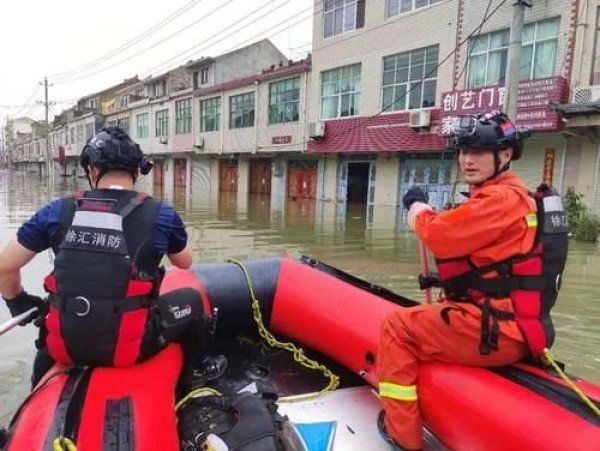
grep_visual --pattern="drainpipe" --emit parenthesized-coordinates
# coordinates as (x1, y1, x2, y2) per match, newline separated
(301, 70, 309, 153)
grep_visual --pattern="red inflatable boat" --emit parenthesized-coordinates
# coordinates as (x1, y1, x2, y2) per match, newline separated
(4, 257, 600, 450)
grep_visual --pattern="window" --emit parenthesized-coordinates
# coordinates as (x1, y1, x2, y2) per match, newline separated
(320, 64, 361, 119)
(229, 93, 255, 129)
(269, 77, 300, 124)
(151, 81, 166, 98)
(201, 68, 209, 85)
(323, 0, 365, 38)
(175, 99, 192, 134)
(200, 97, 221, 132)
(76, 125, 84, 144)
(155, 109, 169, 137)
(520, 18, 560, 80)
(388, 0, 442, 17)
(137, 113, 149, 138)
(106, 120, 117, 128)
(382, 45, 438, 111)
(467, 18, 560, 88)
(119, 95, 128, 109)
(467, 29, 510, 88)
(85, 123, 94, 141)
(118, 117, 130, 135)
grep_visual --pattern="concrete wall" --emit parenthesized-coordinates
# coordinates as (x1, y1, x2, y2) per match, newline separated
(214, 40, 287, 84)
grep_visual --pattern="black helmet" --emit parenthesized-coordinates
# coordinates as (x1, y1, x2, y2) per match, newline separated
(80, 126, 153, 176)
(449, 111, 531, 160)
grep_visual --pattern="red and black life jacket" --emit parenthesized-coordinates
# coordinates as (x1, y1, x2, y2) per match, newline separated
(43, 189, 163, 367)
(429, 184, 569, 356)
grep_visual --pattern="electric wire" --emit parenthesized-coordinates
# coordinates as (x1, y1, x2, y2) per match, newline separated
(53, 0, 236, 84)
(50, 0, 207, 80)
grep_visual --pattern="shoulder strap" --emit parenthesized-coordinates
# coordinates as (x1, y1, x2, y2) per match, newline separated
(119, 193, 150, 219)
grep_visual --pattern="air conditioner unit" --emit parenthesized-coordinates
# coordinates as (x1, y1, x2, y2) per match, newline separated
(409, 109, 431, 128)
(308, 121, 325, 139)
(159, 136, 168, 145)
(194, 135, 204, 149)
(572, 86, 600, 104)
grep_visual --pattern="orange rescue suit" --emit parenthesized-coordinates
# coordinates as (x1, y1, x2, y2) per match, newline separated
(377, 172, 535, 450)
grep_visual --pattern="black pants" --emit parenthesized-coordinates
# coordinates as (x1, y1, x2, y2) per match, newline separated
(31, 288, 210, 388)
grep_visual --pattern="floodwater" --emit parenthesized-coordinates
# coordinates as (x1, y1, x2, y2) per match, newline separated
(0, 169, 598, 424)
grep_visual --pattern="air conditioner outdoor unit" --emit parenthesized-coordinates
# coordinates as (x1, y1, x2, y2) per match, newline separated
(409, 109, 431, 128)
(308, 121, 325, 139)
(159, 136, 168, 145)
(572, 86, 600, 104)
(194, 135, 204, 149)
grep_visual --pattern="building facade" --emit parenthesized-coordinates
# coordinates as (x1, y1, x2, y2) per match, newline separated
(307, 0, 577, 227)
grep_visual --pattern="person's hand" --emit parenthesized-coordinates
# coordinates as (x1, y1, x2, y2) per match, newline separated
(402, 187, 428, 210)
(3, 291, 47, 326)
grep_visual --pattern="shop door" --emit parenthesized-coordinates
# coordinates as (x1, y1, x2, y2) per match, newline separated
(287, 161, 318, 199)
(174, 158, 187, 204)
(249, 159, 272, 195)
(153, 160, 165, 200)
(220, 161, 238, 193)
(399, 154, 453, 212)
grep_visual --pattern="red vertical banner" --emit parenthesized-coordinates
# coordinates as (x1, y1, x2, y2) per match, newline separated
(543, 148, 555, 185)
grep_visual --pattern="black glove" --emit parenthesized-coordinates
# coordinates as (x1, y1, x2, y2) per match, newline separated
(402, 186, 428, 210)
(4, 291, 47, 326)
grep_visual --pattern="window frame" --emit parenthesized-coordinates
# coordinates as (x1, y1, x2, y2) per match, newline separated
(320, 64, 362, 119)
(323, 0, 364, 39)
(229, 92, 255, 129)
(466, 29, 510, 88)
(200, 97, 221, 132)
(117, 117, 130, 135)
(387, 0, 442, 18)
(520, 17, 560, 80)
(155, 109, 169, 137)
(175, 99, 192, 134)
(136, 113, 149, 138)
(268, 77, 301, 125)
(381, 45, 439, 112)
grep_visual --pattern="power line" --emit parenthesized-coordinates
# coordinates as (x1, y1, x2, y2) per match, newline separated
(10, 86, 41, 119)
(144, 0, 288, 76)
(54, 0, 236, 84)
(50, 0, 206, 80)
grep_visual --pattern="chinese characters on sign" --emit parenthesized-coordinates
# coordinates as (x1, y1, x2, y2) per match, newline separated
(272, 135, 292, 145)
(440, 77, 567, 134)
(543, 148, 555, 185)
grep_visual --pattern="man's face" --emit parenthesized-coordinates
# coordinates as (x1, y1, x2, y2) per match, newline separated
(458, 147, 512, 185)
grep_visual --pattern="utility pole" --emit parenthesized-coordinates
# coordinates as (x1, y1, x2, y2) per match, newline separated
(503, 0, 533, 120)
(40, 77, 54, 192)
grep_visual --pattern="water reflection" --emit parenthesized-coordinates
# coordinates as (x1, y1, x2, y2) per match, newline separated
(0, 169, 598, 423)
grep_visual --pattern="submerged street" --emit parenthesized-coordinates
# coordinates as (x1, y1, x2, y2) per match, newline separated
(0, 169, 598, 422)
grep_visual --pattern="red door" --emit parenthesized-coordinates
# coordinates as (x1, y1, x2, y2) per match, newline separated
(174, 158, 187, 204)
(153, 160, 165, 200)
(220, 161, 238, 193)
(249, 159, 272, 195)
(287, 162, 318, 199)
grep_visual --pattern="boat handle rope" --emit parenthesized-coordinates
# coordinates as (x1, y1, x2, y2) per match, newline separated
(541, 349, 600, 417)
(52, 437, 77, 451)
(227, 259, 339, 402)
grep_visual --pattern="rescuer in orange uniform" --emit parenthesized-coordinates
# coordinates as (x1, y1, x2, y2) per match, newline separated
(377, 112, 544, 450)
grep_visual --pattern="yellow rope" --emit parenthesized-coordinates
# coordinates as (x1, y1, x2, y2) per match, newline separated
(541, 349, 600, 417)
(52, 437, 77, 451)
(175, 387, 223, 411)
(228, 259, 339, 402)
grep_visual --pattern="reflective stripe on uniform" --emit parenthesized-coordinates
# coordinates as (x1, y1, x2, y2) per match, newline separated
(379, 381, 418, 401)
(72, 211, 123, 230)
(525, 213, 537, 228)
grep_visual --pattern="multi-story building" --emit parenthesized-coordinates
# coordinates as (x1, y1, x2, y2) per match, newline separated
(307, 0, 577, 227)
(552, 0, 600, 214)
(118, 39, 289, 205)
(193, 57, 312, 211)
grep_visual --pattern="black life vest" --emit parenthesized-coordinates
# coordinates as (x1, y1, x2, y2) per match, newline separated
(429, 184, 569, 356)
(43, 190, 162, 367)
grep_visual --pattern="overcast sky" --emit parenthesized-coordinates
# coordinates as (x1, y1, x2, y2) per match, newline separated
(0, 0, 313, 125)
